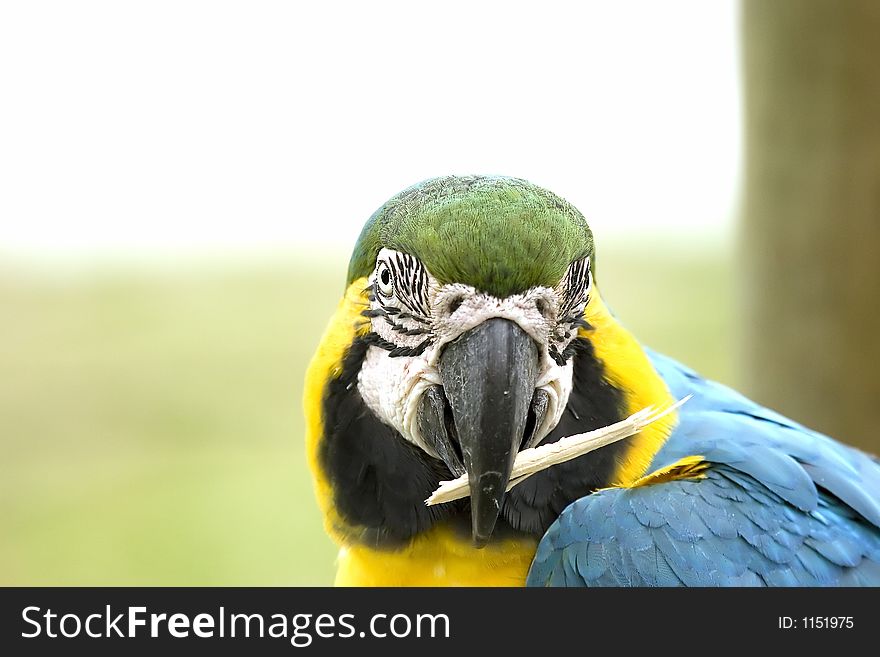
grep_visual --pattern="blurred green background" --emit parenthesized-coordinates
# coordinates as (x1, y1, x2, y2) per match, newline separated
(1, 1, 743, 586)
(0, 244, 732, 585)
(4, 0, 879, 587)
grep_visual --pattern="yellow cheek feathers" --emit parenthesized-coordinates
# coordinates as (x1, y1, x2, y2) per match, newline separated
(582, 288, 678, 487)
(303, 278, 370, 542)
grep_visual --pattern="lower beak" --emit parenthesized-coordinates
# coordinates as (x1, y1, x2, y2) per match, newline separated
(437, 318, 540, 546)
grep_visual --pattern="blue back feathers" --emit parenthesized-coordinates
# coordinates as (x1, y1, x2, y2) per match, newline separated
(526, 349, 880, 586)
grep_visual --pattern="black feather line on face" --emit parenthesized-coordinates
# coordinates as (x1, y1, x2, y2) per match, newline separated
(382, 254, 431, 318)
(364, 278, 434, 352)
(548, 346, 568, 366)
(363, 331, 432, 357)
(548, 318, 593, 364)
(396, 312, 430, 325)
(560, 315, 591, 330)
(558, 257, 592, 321)
(390, 324, 430, 337)
(547, 258, 592, 363)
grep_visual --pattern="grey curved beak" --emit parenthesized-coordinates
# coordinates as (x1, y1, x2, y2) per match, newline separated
(437, 318, 539, 546)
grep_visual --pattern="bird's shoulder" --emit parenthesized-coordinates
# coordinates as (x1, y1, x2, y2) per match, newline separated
(647, 348, 880, 527)
(526, 349, 880, 586)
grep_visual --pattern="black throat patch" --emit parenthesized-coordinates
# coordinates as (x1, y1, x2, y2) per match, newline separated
(319, 337, 463, 546)
(319, 334, 628, 548)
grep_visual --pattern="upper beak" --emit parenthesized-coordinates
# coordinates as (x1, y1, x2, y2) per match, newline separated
(436, 318, 540, 546)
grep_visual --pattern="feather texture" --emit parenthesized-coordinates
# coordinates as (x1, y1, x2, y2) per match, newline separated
(526, 349, 880, 586)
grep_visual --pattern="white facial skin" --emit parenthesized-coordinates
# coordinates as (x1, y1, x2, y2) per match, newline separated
(357, 247, 592, 460)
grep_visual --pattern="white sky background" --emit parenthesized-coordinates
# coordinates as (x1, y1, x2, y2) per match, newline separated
(0, 1, 740, 263)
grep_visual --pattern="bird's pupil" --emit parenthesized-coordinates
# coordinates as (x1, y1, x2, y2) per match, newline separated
(380, 269, 391, 286)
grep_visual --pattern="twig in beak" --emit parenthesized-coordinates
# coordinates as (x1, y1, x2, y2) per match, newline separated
(425, 395, 691, 506)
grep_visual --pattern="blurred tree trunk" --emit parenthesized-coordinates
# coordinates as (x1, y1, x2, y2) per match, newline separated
(740, 0, 880, 452)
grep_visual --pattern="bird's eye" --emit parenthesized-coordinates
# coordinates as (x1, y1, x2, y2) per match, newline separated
(376, 262, 394, 298)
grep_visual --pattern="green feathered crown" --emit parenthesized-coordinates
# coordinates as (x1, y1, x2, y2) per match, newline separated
(348, 175, 594, 298)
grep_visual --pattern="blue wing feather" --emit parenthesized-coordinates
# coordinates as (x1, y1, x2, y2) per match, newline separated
(526, 349, 880, 587)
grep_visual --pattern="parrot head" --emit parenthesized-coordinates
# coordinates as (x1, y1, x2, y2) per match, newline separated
(308, 175, 673, 550)
(347, 175, 594, 545)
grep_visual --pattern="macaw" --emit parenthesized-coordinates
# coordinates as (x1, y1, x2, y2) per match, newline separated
(304, 175, 880, 586)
